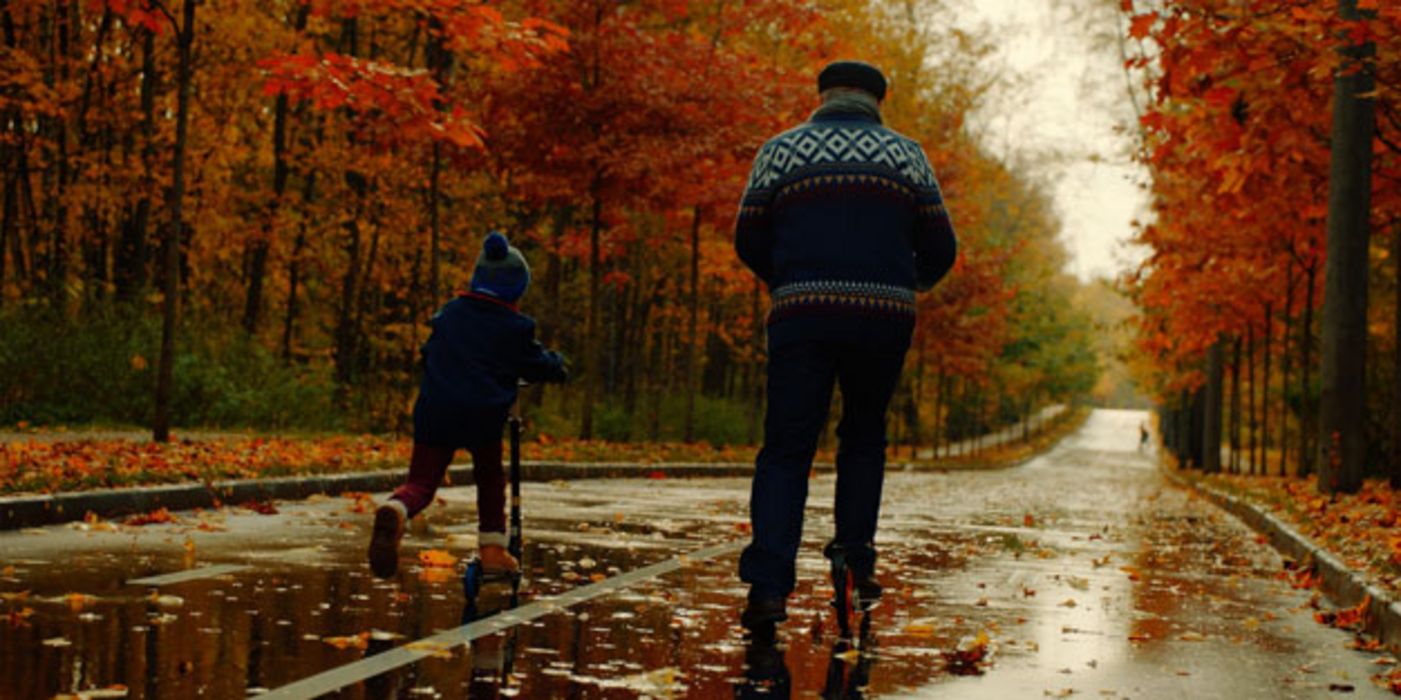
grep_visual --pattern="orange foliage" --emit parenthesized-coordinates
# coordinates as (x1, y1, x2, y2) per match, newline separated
(1126, 0, 1401, 398)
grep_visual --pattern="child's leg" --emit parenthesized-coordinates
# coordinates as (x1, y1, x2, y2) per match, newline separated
(468, 436, 517, 573)
(466, 437, 506, 538)
(391, 443, 457, 518)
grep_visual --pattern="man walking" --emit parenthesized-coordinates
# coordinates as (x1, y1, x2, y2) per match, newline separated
(734, 61, 958, 630)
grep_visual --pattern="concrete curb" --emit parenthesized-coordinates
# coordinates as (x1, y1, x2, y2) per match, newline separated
(0, 462, 756, 531)
(0, 458, 1013, 531)
(0, 409, 1087, 531)
(1163, 467, 1401, 653)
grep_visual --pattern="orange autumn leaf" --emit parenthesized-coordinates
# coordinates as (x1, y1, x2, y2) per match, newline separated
(125, 508, 177, 526)
(418, 549, 458, 568)
(1315, 595, 1370, 631)
(64, 593, 95, 613)
(322, 632, 370, 650)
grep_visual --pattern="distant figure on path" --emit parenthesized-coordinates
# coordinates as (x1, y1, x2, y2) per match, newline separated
(369, 231, 568, 579)
(733, 60, 958, 630)
(1139, 422, 1150, 452)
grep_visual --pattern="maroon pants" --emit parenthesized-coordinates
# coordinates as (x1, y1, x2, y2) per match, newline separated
(391, 441, 506, 534)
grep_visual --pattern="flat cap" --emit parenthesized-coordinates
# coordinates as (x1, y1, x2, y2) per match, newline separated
(817, 61, 887, 101)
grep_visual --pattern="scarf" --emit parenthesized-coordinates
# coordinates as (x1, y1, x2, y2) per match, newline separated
(811, 90, 883, 124)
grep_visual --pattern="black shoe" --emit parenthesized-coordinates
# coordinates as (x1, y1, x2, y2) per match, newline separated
(741, 596, 788, 631)
(853, 576, 882, 612)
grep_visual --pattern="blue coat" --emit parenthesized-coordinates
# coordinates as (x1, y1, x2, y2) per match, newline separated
(413, 293, 566, 448)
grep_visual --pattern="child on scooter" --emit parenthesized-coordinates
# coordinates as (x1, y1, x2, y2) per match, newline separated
(369, 231, 568, 579)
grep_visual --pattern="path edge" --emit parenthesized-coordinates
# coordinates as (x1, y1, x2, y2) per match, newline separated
(1, 409, 1088, 531)
(1164, 466, 1401, 653)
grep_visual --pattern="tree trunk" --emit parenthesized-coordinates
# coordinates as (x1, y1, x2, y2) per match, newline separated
(243, 2, 308, 334)
(0, 0, 12, 307)
(116, 28, 156, 303)
(1392, 223, 1401, 488)
(684, 205, 701, 443)
(153, 0, 196, 443)
(1317, 0, 1376, 495)
(580, 184, 602, 439)
(1204, 338, 1224, 473)
(428, 140, 442, 307)
(1300, 259, 1318, 477)
(1177, 389, 1191, 464)
(540, 206, 567, 347)
(333, 19, 366, 395)
(1189, 385, 1206, 469)
(1247, 323, 1257, 473)
(932, 363, 946, 459)
(1261, 302, 1273, 475)
(46, 0, 72, 311)
(281, 170, 315, 362)
(1281, 263, 1296, 475)
(1231, 336, 1242, 473)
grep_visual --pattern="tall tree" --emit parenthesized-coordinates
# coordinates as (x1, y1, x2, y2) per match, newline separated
(1317, 0, 1377, 495)
(153, 0, 197, 443)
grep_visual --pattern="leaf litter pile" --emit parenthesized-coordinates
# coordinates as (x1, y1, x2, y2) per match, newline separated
(0, 431, 765, 496)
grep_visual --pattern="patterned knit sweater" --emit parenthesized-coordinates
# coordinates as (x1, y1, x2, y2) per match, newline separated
(734, 108, 957, 344)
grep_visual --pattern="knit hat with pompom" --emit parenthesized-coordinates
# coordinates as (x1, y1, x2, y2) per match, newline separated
(470, 231, 531, 302)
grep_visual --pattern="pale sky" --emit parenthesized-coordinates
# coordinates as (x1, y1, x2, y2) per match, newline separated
(945, 0, 1151, 282)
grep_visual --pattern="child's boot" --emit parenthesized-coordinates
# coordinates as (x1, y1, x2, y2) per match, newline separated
(369, 500, 408, 578)
(479, 532, 519, 575)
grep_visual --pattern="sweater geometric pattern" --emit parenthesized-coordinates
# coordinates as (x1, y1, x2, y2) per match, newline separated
(746, 127, 938, 191)
(769, 280, 917, 324)
(735, 111, 957, 330)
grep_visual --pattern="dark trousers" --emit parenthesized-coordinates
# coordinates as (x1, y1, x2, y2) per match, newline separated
(391, 440, 507, 533)
(739, 335, 910, 599)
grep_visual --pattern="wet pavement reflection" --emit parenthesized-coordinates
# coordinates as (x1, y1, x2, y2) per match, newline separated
(2, 410, 1395, 698)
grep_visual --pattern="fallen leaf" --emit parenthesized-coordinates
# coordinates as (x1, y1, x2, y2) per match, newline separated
(903, 621, 937, 637)
(124, 508, 177, 527)
(243, 500, 279, 515)
(323, 632, 370, 650)
(834, 648, 861, 664)
(64, 593, 96, 613)
(418, 550, 458, 568)
(942, 630, 992, 676)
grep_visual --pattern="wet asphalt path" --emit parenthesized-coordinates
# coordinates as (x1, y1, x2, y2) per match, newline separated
(0, 409, 1393, 698)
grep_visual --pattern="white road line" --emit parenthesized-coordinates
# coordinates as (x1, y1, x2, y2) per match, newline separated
(126, 564, 249, 586)
(258, 540, 744, 700)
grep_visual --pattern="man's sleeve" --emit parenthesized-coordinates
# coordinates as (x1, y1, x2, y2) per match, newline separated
(910, 144, 958, 292)
(734, 143, 776, 285)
